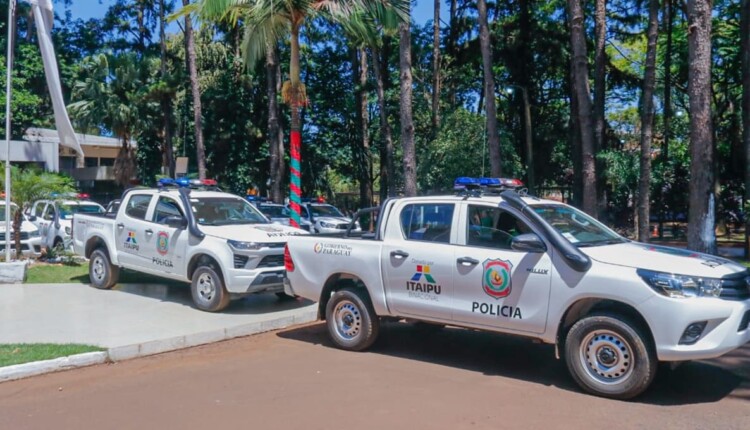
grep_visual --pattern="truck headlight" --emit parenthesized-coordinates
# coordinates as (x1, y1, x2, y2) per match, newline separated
(637, 269, 722, 298)
(65, 226, 71, 235)
(227, 239, 263, 251)
(319, 221, 336, 228)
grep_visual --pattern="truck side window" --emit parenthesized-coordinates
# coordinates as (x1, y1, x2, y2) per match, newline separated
(467, 205, 531, 250)
(400, 203, 454, 243)
(34, 202, 45, 217)
(125, 195, 152, 220)
(152, 197, 184, 224)
(43, 204, 55, 221)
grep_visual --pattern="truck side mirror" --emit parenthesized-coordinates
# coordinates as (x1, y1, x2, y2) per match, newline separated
(511, 233, 546, 253)
(164, 215, 187, 229)
(28, 215, 37, 222)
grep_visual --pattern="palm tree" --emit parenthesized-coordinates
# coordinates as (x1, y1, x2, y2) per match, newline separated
(0, 165, 75, 259)
(69, 53, 159, 186)
(195, 0, 407, 224)
(183, 0, 208, 180)
(477, 0, 500, 177)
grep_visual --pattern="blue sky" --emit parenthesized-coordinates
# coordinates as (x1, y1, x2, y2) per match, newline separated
(67, 0, 441, 25)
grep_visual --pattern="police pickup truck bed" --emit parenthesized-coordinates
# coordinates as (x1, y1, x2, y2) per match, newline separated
(284, 183, 750, 399)
(73, 181, 305, 311)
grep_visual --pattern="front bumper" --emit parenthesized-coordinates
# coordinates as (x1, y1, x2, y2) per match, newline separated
(0, 237, 43, 257)
(639, 295, 750, 361)
(226, 268, 285, 295)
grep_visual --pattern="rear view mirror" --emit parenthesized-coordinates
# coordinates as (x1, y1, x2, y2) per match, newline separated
(28, 215, 37, 222)
(164, 215, 187, 229)
(511, 233, 546, 253)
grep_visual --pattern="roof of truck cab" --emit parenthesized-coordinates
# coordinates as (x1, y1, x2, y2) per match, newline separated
(393, 194, 565, 207)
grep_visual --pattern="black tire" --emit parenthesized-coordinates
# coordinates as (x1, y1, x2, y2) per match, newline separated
(89, 248, 119, 290)
(191, 265, 231, 312)
(325, 287, 379, 351)
(564, 313, 657, 400)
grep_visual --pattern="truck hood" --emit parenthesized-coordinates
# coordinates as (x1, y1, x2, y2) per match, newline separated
(200, 223, 307, 242)
(581, 242, 746, 278)
(314, 216, 353, 226)
(0, 220, 38, 233)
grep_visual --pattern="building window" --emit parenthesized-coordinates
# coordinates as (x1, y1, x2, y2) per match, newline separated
(59, 156, 76, 172)
(100, 158, 115, 167)
(85, 157, 98, 167)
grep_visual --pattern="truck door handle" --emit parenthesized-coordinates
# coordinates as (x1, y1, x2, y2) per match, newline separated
(457, 257, 479, 266)
(117, 223, 124, 229)
(390, 250, 409, 259)
(145, 229, 153, 235)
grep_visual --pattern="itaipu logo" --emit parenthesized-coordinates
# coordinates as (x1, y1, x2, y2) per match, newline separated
(483, 259, 513, 299)
(157, 231, 169, 255)
(124, 230, 139, 251)
(411, 265, 436, 283)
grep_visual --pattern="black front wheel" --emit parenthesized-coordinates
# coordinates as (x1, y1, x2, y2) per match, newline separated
(564, 313, 656, 399)
(191, 265, 230, 312)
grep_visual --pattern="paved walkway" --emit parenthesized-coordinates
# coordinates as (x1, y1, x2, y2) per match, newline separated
(0, 283, 317, 355)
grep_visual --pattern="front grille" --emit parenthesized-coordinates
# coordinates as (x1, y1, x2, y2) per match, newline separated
(257, 254, 284, 268)
(739, 311, 750, 332)
(0, 232, 30, 240)
(233, 254, 249, 269)
(720, 271, 750, 301)
(335, 224, 349, 230)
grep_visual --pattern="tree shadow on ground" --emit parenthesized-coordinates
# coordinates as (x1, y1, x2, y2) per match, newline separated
(277, 321, 746, 405)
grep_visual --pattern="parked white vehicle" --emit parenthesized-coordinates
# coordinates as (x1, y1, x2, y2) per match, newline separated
(290, 201, 360, 234)
(0, 202, 42, 257)
(284, 177, 750, 399)
(28, 197, 105, 250)
(72, 179, 307, 312)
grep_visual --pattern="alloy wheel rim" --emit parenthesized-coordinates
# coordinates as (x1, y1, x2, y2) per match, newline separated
(92, 255, 105, 282)
(197, 272, 215, 302)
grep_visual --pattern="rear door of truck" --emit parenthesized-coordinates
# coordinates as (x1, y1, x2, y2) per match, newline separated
(381, 200, 457, 319)
(115, 193, 154, 267)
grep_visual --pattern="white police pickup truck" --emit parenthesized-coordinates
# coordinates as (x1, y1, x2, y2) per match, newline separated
(72, 178, 306, 312)
(284, 177, 750, 399)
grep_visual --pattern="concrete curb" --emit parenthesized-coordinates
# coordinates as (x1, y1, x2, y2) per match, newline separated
(1, 309, 318, 383)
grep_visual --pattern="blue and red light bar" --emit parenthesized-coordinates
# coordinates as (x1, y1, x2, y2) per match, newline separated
(158, 178, 219, 189)
(454, 177, 524, 191)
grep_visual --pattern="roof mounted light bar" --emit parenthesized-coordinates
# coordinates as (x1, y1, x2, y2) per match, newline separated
(454, 177, 524, 196)
(158, 178, 220, 191)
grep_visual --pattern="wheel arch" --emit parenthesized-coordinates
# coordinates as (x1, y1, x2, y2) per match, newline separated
(317, 273, 372, 320)
(187, 253, 225, 285)
(556, 298, 655, 353)
(85, 236, 109, 259)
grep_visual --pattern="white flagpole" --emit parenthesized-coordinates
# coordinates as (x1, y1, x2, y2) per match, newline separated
(4, 0, 15, 262)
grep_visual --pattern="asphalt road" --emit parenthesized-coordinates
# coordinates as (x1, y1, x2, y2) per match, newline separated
(1, 322, 749, 429)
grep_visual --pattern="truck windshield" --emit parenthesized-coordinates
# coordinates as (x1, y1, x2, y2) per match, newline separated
(531, 204, 626, 247)
(310, 205, 344, 218)
(260, 205, 289, 218)
(59, 204, 104, 220)
(191, 197, 268, 226)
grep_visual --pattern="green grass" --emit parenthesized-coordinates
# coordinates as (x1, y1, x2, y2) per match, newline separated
(0, 343, 103, 367)
(25, 262, 186, 285)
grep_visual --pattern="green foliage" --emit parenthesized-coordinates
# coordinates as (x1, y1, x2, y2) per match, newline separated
(0, 343, 103, 367)
(0, 165, 76, 212)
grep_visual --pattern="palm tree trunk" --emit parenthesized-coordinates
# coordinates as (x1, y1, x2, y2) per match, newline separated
(659, 0, 674, 239)
(288, 23, 304, 226)
(267, 42, 283, 203)
(359, 48, 372, 207)
(183, 0, 206, 180)
(567, 0, 597, 215)
(431, 0, 441, 134)
(686, 0, 716, 254)
(13, 210, 22, 260)
(478, 0, 501, 177)
(741, 0, 749, 258)
(448, 0, 458, 105)
(372, 44, 394, 202)
(593, 0, 606, 216)
(569, 60, 583, 208)
(160, 0, 174, 177)
(399, 14, 417, 197)
(637, 0, 660, 242)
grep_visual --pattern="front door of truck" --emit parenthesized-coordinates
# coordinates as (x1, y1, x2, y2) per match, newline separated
(382, 202, 457, 320)
(145, 196, 189, 275)
(452, 203, 552, 334)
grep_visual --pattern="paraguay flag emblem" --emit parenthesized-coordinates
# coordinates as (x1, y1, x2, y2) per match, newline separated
(482, 259, 512, 299)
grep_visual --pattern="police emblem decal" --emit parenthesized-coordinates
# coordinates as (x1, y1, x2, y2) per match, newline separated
(482, 259, 513, 299)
